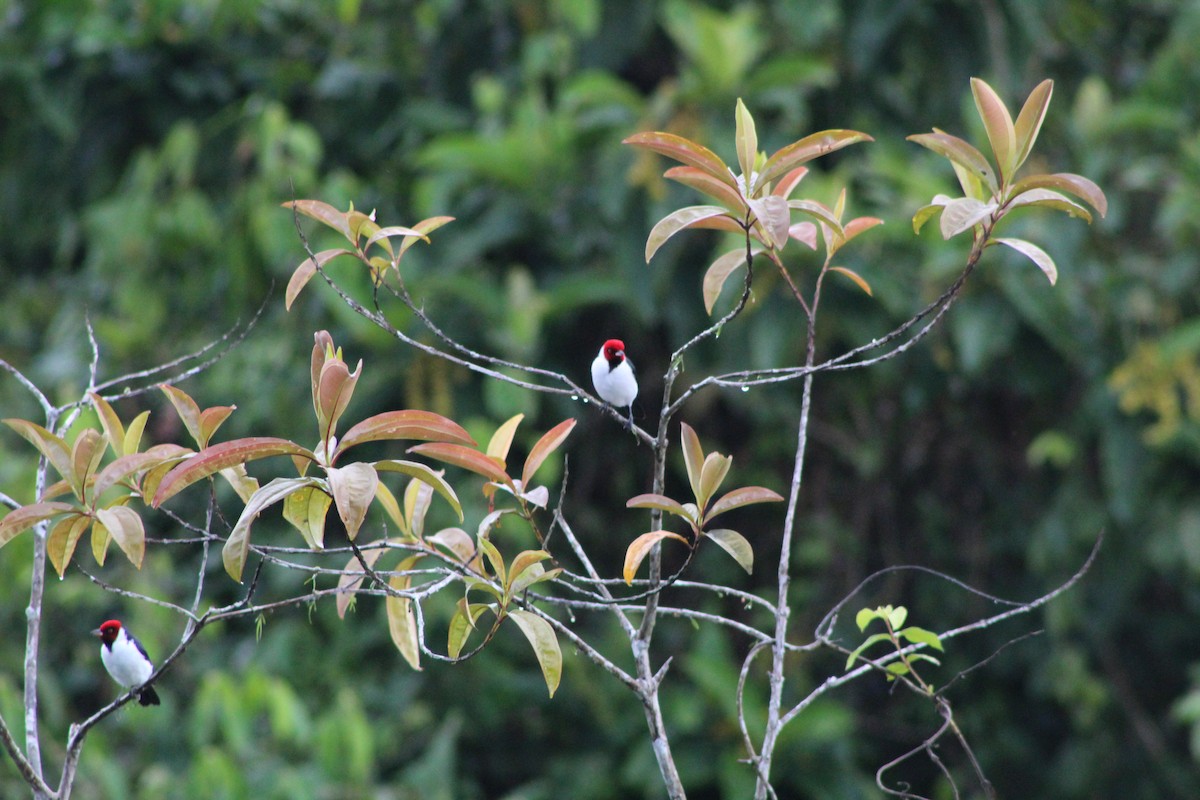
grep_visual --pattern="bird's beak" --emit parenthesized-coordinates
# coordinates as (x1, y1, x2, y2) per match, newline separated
(90, 628, 103, 638)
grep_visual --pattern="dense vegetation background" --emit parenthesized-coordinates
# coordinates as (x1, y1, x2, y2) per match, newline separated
(1, 0, 1198, 797)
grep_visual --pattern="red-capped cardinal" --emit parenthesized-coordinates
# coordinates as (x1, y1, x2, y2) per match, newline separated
(591, 339, 638, 430)
(94, 619, 160, 706)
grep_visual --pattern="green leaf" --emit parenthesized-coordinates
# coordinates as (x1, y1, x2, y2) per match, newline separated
(704, 528, 753, 574)
(680, 423, 705, 504)
(908, 653, 942, 669)
(1013, 79, 1053, 173)
(845, 632, 893, 669)
(48, 514, 91, 577)
(971, 77, 1017, 180)
(899, 626, 945, 652)
(885, 661, 911, 680)
(89, 392, 126, 458)
(622, 530, 689, 585)
(374, 460, 463, 522)
(734, 97, 758, 181)
(486, 414, 524, 465)
(911, 198, 949, 235)
(94, 506, 145, 569)
(697, 452, 732, 509)
(90, 512, 110, 566)
(478, 537, 506, 586)
(448, 600, 486, 658)
(402, 476, 433, 540)
(508, 549, 553, 594)
(508, 609, 562, 698)
(328, 462, 379, 540)
(218, 463, 260, 504)
(373, 482, 408, 537)
(123, 410, 150, 457)
(93, 445, 186, 498)
(522, 418, 576, 487)
(990, 237, 1058, 284)
(855, 607, 879, 631)
(887, 606, 908, 630)
(283, 483, 332, 549)
(387, 555, 423, 670)
(645, 205, 736, 263)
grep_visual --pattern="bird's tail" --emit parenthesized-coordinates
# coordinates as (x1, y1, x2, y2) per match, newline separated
(138, 685, 161, 706)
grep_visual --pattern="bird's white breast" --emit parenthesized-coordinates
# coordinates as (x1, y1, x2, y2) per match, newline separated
(101, 637, 153, 687)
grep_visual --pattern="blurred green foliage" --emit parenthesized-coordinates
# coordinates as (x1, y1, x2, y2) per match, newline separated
(1, 0, 1199, 797)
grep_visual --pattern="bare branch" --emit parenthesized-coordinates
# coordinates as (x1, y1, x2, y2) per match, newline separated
(93, 294, 269, 400)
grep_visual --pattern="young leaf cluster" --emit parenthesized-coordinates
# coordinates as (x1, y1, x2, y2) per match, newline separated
(0, 389, 240, 576)
(845, 605, 945, 687)
(623, 422, 782, 584)
(413, 413, 573, 696)
(281, 199, 454, 310)
(625, 99, 878, 313)
(908, 78, 1107, 284)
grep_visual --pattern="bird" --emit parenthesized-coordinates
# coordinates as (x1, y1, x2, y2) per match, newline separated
(93, 619, 160, 706)
(591, 339, 638, 430)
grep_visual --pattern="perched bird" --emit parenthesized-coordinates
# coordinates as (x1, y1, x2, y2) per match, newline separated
(591, 339, 638, 430)
(93, 619, 160, 706)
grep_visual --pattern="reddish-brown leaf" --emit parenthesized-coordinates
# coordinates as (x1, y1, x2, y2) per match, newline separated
(906, 131, 998, 193)
(664, 166, 747, 210)
(152, 438, 314, 507)
(1009, 173, 1107, 218)
(282, 199, 352, 240)
(407, 443, 511, 486)
(521, 418, 576, 487)
(626, 493, 690, 518)
(623, 530, 689, 585)
(622, 131, 737, 189)
(645, 205, 737, 263)
(971, 77, 1017, 179)
(755, 130, 873, 192)
(338, 410, 476, 455)
(285, 249, 354, 310)
(706, 486, 785, 520)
